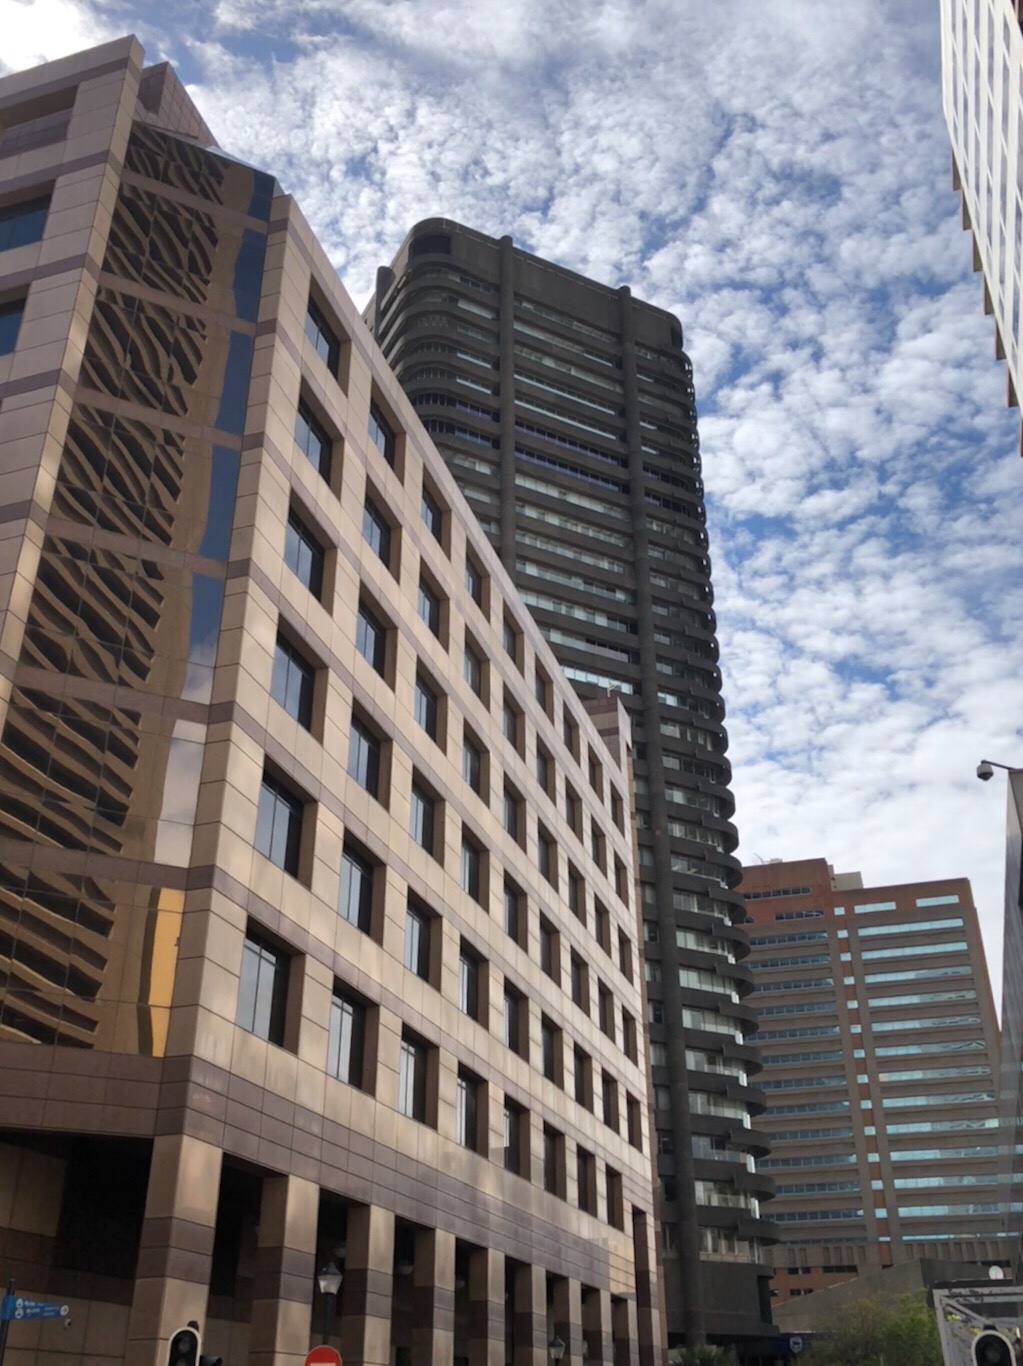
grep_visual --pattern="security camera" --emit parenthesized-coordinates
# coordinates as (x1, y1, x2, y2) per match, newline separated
(63, 1319, 73, 1331)
(977, 761, 995, 782)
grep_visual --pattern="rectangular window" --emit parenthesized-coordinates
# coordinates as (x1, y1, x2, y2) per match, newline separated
(404, 900, 431, 980)
(285, 508, 325, 598)
(565, 785, 581, 835)
(237, 929, 289, 1044)
(502, 696, 521, 750)
(536, 744, 552, 795)
(305, 297, 341, 372)
(458, 942, 481, 1020)
(398, 1033, 428, 1122)
(338, 841, 374, 931)
(461, 835, 483, 903)
(504, 1099, 525, 1175)
(571, 954, 589, 1012)
(610, 788, 624, 830)
(627, 1095, 642, 1150)
(539, 916, 558, 980)
(271, 634, 315, 728)
(622, 1010, 638, 1063)
(591, 823, 606, 871)
(543, 1124, 564, 1196)
(0, 195, 49, 251)
(602, 1072, 618, 1131)
(465, 556, 484, 607)
(463, 734, 483, 795)
(409, 780, 436, 855)
(538, 827, 557, 886)
(588, 750, 603, 798)
(605, 1167, 624, 1229)
(574, 1046, 591, 1108)
(503, 615, 521, 666)
(414, 671, 439, 741)
(541, 1016, 561, 1084)
(456, 1069, 481, 1151)
(369, 400, 396, 467)
(255, 771, 304, 876)
(421, 484, 444, 541)
(503, 878, 524, 944)
(577, 1147, 597, 1214)
(594, 901, 611, 954)
(503, 783, 523, 844)
(464, 639, 484, 698)
(295, 400, 332, 480)
(348, 716, 382, 798)
(418, 576, 441, 637)
(563, 713, 579, 758)
(534, 668, 549, 712)
(328, 987, 366, 1087)
(568, 868, 584, 921)
(504, 985, 526, 1057)
(356, 598, 387, 675)
(362, 496, 392, 566)
(599, 984, 614, 1041)
(619, 931, 633, 983)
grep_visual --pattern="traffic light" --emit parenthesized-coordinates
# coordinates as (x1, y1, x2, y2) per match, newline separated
(973, 1330, 1017, 1366)
(167, 1327, 200, 1366)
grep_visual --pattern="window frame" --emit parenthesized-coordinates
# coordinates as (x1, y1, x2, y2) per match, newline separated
(237, 928, 289, 1046)
(255, 770, 305, 878)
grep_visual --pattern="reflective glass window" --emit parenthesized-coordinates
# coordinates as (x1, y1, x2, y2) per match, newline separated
(421, 486, 443, 540)
(328, 988, 366, 1087)
(305, 297, 340, 372)
(0, 297, 24, 355)
(0, 195, 49, 251)
(404, 901, 431, 979)
(348, 717, 381, 797)
(271, 635, 315, 728)
(456, 1070, 480, 1150)
(295, 400, 332, 480)
(255, 772, 303, 875)
(409, 782, 435, 853)
(369, 401, 396, 466)
(339, 842, 373, 930)
(284, 509, 324, 598)
(458, 944, 480, 1019)
(461, 837, 481, 902)
(418, 577, 441, 636)
(356, 600, 387, 674)
(414, 672, 439, 740)
(464, 642, 483, 696)
(398, 1034, 428, 1120)
(237, 930, 288, 1044)
(465, 557, 483, 606)
(362, 496, 391, 565)
(463, 736, 482, 794)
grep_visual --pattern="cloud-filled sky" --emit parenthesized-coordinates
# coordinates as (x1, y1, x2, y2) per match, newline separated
(4, 0, 1023, 997)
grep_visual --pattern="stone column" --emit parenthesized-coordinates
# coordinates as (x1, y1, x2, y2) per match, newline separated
(340, 1205, 394, 1366)
(468, 1245, 505, 1366)
(249, 1173, 318, 1366)
(551, 1278, 583, 1365)
(581, 1287, 613, 1366)
(612, 1296, 639, 1366)
(124, 1134, 223, 1366)
(411, 1227, 456, 1366)
(512, 1262, 548, 1366)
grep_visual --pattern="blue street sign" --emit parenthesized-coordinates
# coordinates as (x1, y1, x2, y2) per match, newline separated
(1, 1297, 69, 1322)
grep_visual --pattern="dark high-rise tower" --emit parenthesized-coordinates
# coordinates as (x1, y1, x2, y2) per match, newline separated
(369, 222, 776, 1348)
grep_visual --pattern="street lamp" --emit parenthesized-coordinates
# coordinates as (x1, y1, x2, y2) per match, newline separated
(317, 1262, 342, 1344)
(548, 1336, 566, 1362)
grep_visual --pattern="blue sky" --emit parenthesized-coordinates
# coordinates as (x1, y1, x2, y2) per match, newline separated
(4, 0, 1023, 995)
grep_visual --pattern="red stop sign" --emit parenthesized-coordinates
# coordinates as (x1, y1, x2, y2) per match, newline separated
(305, 1348, 342, 1366)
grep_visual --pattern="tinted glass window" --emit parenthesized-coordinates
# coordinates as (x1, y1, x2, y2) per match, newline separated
(328, 989, 366, 1087)
(305, 298, 340, 371)
(421, 486, 443, 539)
(255, 773, 303, 875)
(409, 783, 435, 852)
(356, 601, 386, 674)
(339, 843, 373, 930)
(295, 401, 332, 479)
(362, 497, 391, 564)
(271, 635, 314, 727)
(461, 839, 481, 901)
(463, 738, 482, 794)
(0, 298, 24, 356)
(464, 644, 483, 696)
(348, 718, 381, 797)
(368, 401, 395, 466)
(418, 578, 441, 636)
(284, 510, 324, 598)
(458, 947, 479, 1018)
(414, 674, 438, 740)
(0, 195, 49, 251)
(404, 902, 431, 979)
(237, 932, 287, 1044)
(398, 1036, 427, 1120)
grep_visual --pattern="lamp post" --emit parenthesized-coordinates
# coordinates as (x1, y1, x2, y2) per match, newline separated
(548, 1336, 565, 1362)
(316, 1262, 342, 1345)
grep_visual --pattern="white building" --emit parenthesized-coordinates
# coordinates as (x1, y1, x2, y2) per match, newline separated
(940, 0, 1023, 449)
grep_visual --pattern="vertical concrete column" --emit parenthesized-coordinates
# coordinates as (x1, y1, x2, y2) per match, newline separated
(411, 1227, 456, 1366)
(249, 1173, 318, 1366)
(551, 1278, 583, 1365)
(340, 1205, 395, 1366)
(612, 1296, 639, 1366)
(124, 1134, 223, 1366)
(497, 234, 518, 574)
(468, 1245, 505, 1366)
(512, 1262, 548, 1366)
(631, 1211, 662, 1366)
(581, 1287, 613, 1366)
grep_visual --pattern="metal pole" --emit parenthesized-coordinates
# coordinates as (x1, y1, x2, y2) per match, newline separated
(0, 1277, 15, 1366)
(321, 1291, 333, 1345)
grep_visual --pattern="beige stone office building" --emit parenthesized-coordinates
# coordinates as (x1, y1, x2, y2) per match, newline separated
(0, 40, 664, 1366)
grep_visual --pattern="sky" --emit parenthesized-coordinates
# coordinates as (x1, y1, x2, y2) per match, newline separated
(3, 0, 1023, 996)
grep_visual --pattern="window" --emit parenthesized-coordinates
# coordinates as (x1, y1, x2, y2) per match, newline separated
(362, 496, 392, 567)
(0, 195, 48, 251)
(504, 1099, 526, 1176)
(539, 917, 558, 981)
(348, 716, 382, 798)
(456, 1069, 482, 1151)
(421, 484, 444, 541)
(502, 695, 522, 751)
(591, 822, 606, 872)
(622, 1010, 638, 1063)
(503, 878, 524, 945)
(503, 615, 521, 666)
(328, 987, 366, 1087)
(538, 827, 557, 887)
(574, 1046, 592, 1108)
(255, 771, 304, 876)
(606, 1167, 624, 1229)
(305, 297, 341, 372)
(285, 508, 325, 598)
(610, 788, 624, 831)
(570, 954, 589, 1013)
(458, 942, 482, 1020)
(565, 785, 581, 835)
(464, 638, 485, 699)
(356, 598, 388, 676)
(588, 750, 603, 798)
(577, 1147, 597, 1215)
(295, 400, 332, 481)
(418, 575, 442, 638)
(594, 901, 611, 954)
(614, 856, 629, 903)
(541, 1016, 561, 1084)
(465, 556, 484, 607)
(568, 868, 584, 921)
(619, 931, 633, 983)
(463, 733, 484, 796)
(369, 400, 396, 467)
(237, 929, 289, 1045)
(598, 984, 614, 1042)
(339, 841, 374, 932)
(503, 984, 527, 1057)
(414, 671, 440, 742)
(409, 780, 437, 856)
(461, 834, 483, 903)
(536, 744, 552, 795)
(534, 668, 550, 712)
(543, 1124, 565, 1197)
(627, 1095, 642, 1150)
(398, 1032, 429, 1122)
(563, 713, 579, 758)
(503, 783, 523, 844)
(404, 900, 432, 980)
(271, 634, 315, 728)
(602, 1073, 619, 1132)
